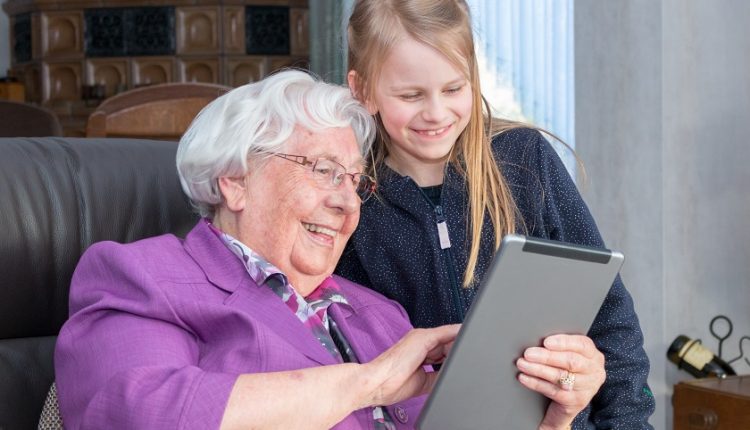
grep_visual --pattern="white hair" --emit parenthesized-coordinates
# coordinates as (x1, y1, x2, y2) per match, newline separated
(176, 69, 375, 217)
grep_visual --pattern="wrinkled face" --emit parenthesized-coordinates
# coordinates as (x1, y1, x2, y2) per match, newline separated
(239, 127, 363, 294)
(369, 35, 473, 182)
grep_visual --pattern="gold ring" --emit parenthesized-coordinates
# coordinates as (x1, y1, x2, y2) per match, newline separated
(558, 371, 576, 391)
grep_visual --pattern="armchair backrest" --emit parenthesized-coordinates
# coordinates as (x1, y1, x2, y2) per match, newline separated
(0, 101, 63, 137)
(0, 137, 197, 429)
(85, 82, 231, 140)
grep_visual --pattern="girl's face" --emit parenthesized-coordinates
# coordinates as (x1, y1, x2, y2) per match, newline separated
(366, 36, 473, 184)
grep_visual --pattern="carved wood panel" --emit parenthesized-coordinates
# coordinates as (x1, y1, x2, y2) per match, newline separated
(290, 8, 308, 57)
(177, 7, 219, 55)
(44, 61, 82, 102)
(223, 6, 245, 54)
(269, 56, 309, 72)
(12, 64, 41, 102)
(225, 56, 266, 86)
(4, 0, 309, 135)
(131, 57, 174, 86)
(86, 59, 128, 98)
(178, 58, 220, 83)
(41, 11, 83, 59)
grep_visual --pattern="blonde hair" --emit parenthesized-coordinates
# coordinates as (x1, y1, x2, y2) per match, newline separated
(348, 0, 523, 287)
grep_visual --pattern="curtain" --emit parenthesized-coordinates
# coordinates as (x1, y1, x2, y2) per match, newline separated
(467, 0, 575, 173)
(308, 0, 353, 84)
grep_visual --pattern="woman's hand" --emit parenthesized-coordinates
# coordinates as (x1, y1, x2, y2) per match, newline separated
(361, 324, 460, 408)
(515, 334, 606, 430)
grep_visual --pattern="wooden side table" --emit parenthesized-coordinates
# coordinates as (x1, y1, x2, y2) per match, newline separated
(673, 375, 750, 429)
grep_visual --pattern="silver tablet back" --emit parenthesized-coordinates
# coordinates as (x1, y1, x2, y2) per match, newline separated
(417, 234, 624, 430)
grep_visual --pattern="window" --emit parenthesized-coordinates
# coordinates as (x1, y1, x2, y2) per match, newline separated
(468, 0, 575, 175)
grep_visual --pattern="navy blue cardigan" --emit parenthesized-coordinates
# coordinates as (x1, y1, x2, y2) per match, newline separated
(335, 128, 655, 429)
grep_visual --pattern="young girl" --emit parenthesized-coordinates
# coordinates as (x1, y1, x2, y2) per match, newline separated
(336, 0, 655, 428)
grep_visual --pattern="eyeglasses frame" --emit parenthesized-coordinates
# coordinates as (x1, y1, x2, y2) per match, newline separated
(271, 153, 376, 202)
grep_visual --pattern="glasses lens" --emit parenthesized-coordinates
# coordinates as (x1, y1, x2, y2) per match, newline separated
(312, 158, 375, 202)
(312, 159, 343, 185)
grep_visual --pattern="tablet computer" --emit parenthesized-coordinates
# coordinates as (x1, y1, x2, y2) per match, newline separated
(417, 234, 624, 430)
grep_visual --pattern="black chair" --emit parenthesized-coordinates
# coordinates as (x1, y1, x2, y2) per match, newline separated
(0, 101, 63, 137)
(0, 137, 197, 429)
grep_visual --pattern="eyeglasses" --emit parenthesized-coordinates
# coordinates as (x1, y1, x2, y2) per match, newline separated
(272, 153, 377, 203)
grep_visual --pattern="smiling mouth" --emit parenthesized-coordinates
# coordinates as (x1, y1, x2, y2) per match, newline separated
(302, 222, 336, 238)
(414, 124, 452, 137)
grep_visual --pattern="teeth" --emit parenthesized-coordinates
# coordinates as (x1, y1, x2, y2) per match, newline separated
(421, 126, 448, 136)
(303, 223, 335, 237)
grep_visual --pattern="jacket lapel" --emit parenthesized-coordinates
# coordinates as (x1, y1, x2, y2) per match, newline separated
(329, 303, 382, 364)
(184, 220, 337, 366)
(232, 285, 338, 366)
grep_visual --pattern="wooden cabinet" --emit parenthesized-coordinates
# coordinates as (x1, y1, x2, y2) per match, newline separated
(0, 81, 25, 101)
(3, 0, 309, 135)
(673, 375, 750, 430)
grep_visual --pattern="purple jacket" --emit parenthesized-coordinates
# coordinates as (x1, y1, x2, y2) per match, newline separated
(55, 220, 424, 429)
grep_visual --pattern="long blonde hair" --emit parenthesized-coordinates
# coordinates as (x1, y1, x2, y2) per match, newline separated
(348, 0, 522, 287)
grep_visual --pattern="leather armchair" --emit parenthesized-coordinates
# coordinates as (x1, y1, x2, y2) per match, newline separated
(0, 137, 197, 429)
(0, 101, 63, 137)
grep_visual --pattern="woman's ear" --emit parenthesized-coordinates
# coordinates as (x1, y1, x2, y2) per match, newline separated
(347, 70, 378, 115)
(218, 176, 247, 212)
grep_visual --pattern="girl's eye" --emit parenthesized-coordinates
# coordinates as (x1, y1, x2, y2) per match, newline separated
(399, 93, 420, 101)
(445, 85, 463, 94)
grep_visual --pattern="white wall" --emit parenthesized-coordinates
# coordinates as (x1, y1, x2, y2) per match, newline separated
(661, 0, 750, 389)
(576, 1, 750, 429)
(1, 7, 10, 77)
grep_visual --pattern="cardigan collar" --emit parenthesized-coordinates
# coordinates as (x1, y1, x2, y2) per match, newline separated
(373, 161, 466, 216)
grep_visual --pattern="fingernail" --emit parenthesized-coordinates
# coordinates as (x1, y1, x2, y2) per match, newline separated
(516, 358, 528, 370)
(525, 348, 542, 360)
(544, 336, 560, 347)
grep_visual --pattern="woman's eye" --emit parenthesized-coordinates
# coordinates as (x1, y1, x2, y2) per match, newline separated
(314, 167, 332, 176)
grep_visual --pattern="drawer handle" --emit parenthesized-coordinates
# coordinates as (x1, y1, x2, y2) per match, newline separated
(688, 409, 718, 429)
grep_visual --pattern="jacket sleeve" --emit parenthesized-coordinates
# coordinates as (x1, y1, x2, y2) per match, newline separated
(503, 130, 656, 429)
(54, 242, 237, 430)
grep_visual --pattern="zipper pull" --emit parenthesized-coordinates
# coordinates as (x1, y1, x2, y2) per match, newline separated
(435, 206, 451, 249)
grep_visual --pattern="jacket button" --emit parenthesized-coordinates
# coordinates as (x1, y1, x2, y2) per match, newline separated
(394, 406, 408, 423)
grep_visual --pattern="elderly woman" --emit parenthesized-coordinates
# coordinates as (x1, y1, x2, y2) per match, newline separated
(54, 70, 459, 430)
